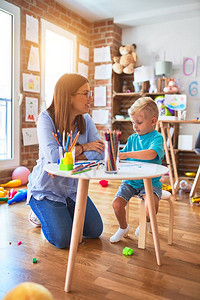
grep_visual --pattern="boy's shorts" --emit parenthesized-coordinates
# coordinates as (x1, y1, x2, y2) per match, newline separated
(115, 182, 162, 203)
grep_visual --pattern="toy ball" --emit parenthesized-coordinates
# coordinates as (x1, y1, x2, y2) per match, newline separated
(12, 166, 30, 185)
(3, 282, 54, 300)
(99, 180, 108, 187)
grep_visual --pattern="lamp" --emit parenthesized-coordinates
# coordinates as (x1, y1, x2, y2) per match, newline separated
(134, 66, 154, 92)
(155, 61, 172, 92)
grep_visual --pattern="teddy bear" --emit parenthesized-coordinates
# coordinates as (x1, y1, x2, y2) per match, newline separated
(112, 44, 137, 75)
(163, 78, 179, 93)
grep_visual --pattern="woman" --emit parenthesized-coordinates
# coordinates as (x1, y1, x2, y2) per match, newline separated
(27, 73, 104, 248)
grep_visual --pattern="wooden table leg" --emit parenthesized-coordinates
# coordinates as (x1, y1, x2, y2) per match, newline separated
(64, 178, 89, 292)
(167, 124, 179, 193)
(160, 122, 175, 195)
(143, 178, 161, 266)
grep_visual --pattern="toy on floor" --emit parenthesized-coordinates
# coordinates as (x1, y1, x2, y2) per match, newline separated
(184, 172, 196, 177)
(190, 196, 200, 204)
(0, 187, 7, 198)
(99, 180, 108, 187)
(162, 183, 172, 192)
(12, 166, 30, 185)
(0, 179, 21, 188)
(122, 247, 134, 256)
(3, 282, 54, 300)
(8, 188, 18, 200)
(179, 180, 192, 192)
(7, 189, 27, 205)
(0, 197, 8, 202)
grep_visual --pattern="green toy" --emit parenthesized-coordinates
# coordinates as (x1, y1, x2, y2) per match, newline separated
(122, 247, 134, 256)
(33, 258, 37, 263)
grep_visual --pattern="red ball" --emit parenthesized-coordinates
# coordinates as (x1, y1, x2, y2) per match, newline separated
(12, 166, 30, 185)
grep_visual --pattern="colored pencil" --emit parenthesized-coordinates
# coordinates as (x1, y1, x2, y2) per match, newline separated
(72, 160, 100, 173)
(62, 130, 65, 149)
(65, 133, 71, 152)
(52, 132, 61, 146)
(69, 131, 80, 152)
(71, 168, 91, 175)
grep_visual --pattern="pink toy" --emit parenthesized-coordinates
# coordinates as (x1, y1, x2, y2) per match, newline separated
(99, 180, 108, 187)
(8, 188, 18, 200)
(12, 166, 30, 185)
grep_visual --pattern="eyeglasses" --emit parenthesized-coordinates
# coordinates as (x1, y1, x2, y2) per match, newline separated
(73, 91, 92, 98)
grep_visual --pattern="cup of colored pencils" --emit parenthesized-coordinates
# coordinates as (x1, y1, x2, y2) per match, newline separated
(104, 130, 121, 174)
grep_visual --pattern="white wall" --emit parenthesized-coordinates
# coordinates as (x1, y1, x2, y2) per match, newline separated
(122, 16, 200, 146)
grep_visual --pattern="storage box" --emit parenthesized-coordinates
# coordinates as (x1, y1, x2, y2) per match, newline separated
(178, 135, 193, 150)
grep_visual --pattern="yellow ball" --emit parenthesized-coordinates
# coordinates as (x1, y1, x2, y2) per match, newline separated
(3, 282, 54, 300)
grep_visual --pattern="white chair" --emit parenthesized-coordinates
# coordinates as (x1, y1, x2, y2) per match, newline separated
(126, 190, 174, 249)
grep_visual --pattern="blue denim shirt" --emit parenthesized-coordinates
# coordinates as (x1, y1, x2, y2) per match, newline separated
(27, 111, 104, 204)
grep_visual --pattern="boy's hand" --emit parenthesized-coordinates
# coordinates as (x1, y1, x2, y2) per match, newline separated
(119, 152, 127, 160)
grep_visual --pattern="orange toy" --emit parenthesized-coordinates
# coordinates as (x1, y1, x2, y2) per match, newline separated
(0, 179, 21, 188)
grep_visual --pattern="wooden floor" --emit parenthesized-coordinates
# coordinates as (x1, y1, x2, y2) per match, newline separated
(0, 179, 200, 300)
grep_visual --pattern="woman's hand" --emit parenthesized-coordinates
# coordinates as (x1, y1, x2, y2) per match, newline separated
(48, 173, 55, 178)
(83, 140, 104, 154)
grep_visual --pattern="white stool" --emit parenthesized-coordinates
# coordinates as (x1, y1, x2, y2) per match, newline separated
(126, 190, 174, 249)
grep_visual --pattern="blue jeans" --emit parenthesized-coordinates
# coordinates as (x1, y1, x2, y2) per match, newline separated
(29, 196, 103, 249)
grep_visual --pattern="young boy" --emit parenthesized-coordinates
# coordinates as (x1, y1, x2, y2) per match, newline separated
(110, 97, 164, 243)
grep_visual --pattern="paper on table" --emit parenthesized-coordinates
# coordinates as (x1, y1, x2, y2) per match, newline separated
(94, 86, 106, 106)
(92, 109, 109, 124)
(79, 44, 89, 62)
(78, 62, 88, 79)
(22, 127, 38, 146)
(94, 46, 111, 62)
(94, 64, 112, 80)
(26, 14, 38, 43)
(120, 161, 157, 173)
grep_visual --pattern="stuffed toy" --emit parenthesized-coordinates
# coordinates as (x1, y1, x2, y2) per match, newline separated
(112, 44, 137, 74)
(163, 78, 179, 93)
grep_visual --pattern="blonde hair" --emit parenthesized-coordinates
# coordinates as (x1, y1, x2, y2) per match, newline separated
(47, 73, 88, 135)
(128, 97, 159, 119)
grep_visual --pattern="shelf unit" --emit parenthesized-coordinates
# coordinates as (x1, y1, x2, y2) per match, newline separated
(111, 72, 200, 186)
(111, 72, 171, 144)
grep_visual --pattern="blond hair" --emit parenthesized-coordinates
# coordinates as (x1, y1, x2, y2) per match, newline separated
(128, 97, 158, 119)
(47, 73, 88, 135)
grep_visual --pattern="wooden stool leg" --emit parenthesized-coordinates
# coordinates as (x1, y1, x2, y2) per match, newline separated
(166, 198, 174, 245)
(189, 165, 200, 198)
(124, 202, 129, 237)
(149, 223, 152, 233)
(138, 199, 146, 249)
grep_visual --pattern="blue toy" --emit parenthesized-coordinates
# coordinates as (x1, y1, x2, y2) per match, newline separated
(7, 189, 27, 205)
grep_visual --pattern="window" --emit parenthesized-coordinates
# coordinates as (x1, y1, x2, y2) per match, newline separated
(41, 19, 76, 109)
(0, 1, 20, 170)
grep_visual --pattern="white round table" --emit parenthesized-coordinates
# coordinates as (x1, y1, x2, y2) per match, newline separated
(45, 161, 168, 292)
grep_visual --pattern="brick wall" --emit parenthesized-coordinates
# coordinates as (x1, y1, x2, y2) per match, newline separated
(89, 19, 122, 139)
(0, 0, 121, 183)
